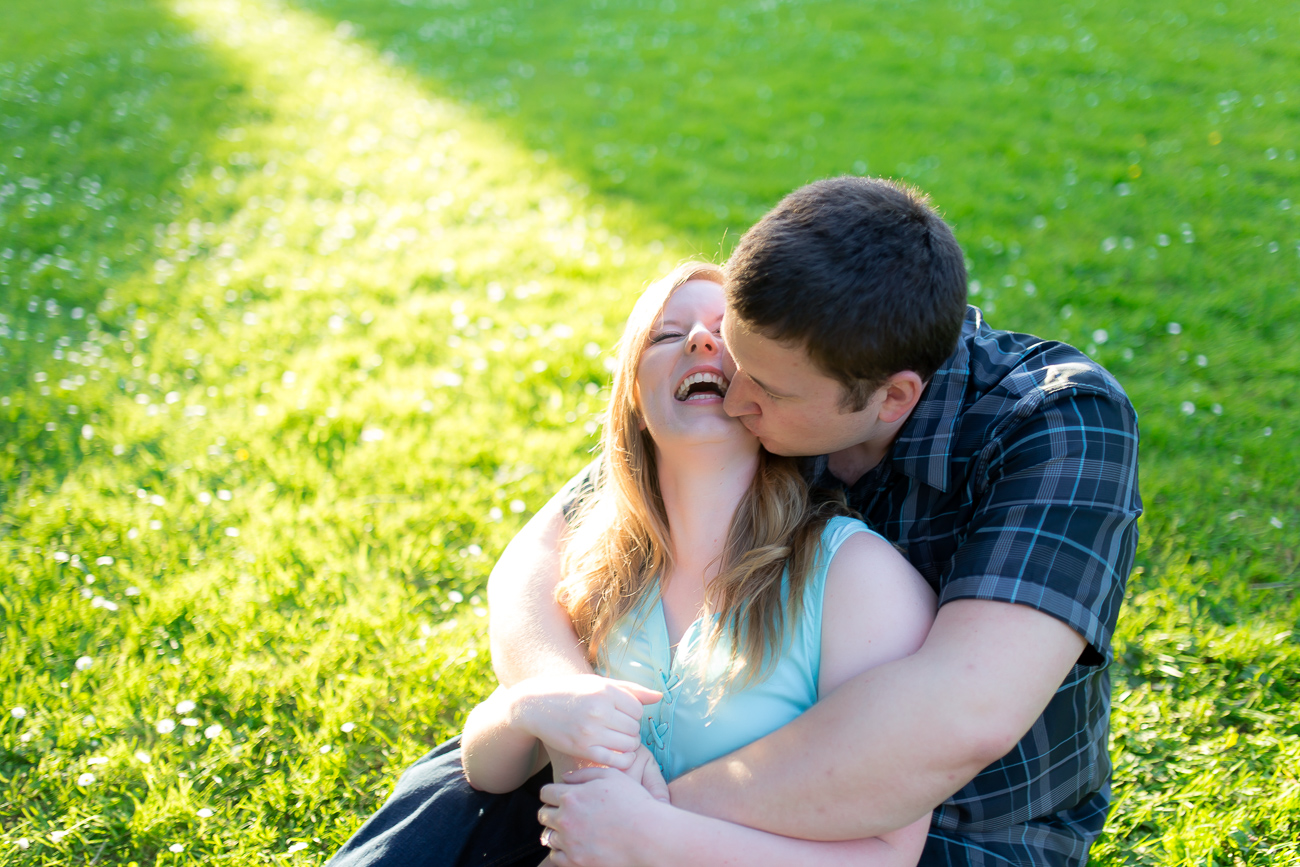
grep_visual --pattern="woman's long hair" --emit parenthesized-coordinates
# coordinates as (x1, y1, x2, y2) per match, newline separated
(557, 262, 850, 691)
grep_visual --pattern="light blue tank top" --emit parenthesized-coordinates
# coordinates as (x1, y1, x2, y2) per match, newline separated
(596, 516, 879, 781)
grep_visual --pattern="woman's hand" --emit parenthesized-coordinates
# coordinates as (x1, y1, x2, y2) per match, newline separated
(538, 767, 670, 867)
(619, 743, 670, 802)
(511, 674, 661, 770)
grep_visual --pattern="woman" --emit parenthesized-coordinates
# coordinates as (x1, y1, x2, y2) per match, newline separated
(461, 263, 936, 866)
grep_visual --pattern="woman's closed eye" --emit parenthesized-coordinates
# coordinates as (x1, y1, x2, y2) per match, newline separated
(649, 331, 684, 344)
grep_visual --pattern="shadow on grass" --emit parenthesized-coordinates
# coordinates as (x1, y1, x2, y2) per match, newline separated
(0, 0, 251, 504)
(278, 0, 1300, 605)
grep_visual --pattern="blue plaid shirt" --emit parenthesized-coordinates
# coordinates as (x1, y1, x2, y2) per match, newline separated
(565, 306, 1140, 866)
(801, 306, 1141, 867)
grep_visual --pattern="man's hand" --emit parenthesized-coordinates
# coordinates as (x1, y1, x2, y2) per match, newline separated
(539, 767, 667, 867)
(512, 675, 661, 770)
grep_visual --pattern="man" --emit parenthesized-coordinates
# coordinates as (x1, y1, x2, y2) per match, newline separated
(330, 176, 1140, 867)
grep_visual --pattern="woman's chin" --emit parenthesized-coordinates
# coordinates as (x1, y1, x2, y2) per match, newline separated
(651, 418, 759, 456)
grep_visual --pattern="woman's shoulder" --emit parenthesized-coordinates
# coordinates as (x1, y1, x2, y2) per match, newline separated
(819, 516, 934, 614)
(817, 515, 891, 559)
(817, 519, 937, 696)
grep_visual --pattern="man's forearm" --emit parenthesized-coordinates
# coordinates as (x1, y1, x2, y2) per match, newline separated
(668, 649, 966, 839)
(668, 600, 1087, 840)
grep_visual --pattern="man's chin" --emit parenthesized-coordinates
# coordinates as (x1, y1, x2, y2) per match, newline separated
(756, 435, 800, 457)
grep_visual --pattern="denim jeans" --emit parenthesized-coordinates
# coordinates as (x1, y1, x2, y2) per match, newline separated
(327, 736, 550, 867)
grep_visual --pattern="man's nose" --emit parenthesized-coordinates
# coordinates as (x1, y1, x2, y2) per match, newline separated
(723, 371, 758, 418)
(686, 324, 717, 355)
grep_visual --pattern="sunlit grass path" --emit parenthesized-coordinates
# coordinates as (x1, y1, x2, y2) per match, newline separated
(2, 0, 673, 861)
(1, 0, 1298, 863)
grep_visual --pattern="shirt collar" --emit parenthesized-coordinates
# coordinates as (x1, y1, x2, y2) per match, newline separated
(884, 308, 977, 494)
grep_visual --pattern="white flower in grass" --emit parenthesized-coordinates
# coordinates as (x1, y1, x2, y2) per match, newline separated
(288, 842, 309, 853)
(156, 718, 176, 734)
(181, 717, 200, 727)
(77, 772, 96, 786)
(1180, 402, 1195, 415)
(16, 837, 29, 849)
(176, 700, 196, 714)
(197, 807, 214, 818)
(10, 707, 26, 719)
(134, 750, 151, 763)
(341, 722, 356, 733)
(205, 723, 223, 738)
(169, 843, 184, 853)
(87, 756, 109, 766)
(1271, 517, 1284, 529)
(75, 656, 94, 670)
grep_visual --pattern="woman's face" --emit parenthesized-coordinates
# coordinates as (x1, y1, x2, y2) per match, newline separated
(635, 279, 754, 452)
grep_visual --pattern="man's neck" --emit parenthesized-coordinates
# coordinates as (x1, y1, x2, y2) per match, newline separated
(825, 440, 888, 487)
(825, 400, 921, 487)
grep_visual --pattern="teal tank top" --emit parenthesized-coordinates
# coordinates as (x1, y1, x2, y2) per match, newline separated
(596, 516, 879, 781)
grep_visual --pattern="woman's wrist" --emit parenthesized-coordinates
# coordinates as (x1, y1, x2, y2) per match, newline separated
(503, 680, 542, 739)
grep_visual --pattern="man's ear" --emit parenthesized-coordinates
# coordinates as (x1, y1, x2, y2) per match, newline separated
(877, 371, 926, 423)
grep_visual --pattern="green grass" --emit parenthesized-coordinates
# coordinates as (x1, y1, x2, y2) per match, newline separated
(1, 0, 1297, 863)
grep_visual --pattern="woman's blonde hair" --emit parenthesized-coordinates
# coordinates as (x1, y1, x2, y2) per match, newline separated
(557, 262, 848, 691)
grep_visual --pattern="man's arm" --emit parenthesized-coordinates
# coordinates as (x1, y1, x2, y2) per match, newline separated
(487, 489, 591, 686)
(668, 598, 1085, 840)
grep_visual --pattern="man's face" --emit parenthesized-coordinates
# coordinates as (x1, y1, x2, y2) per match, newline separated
(721, 314, 886, 457)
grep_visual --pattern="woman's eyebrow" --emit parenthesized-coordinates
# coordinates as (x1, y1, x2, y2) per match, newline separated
(655, 316, 723, 329)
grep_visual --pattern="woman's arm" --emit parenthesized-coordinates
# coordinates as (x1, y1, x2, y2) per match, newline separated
(487, 483, 592, 688)
(461, 675, 662, 794)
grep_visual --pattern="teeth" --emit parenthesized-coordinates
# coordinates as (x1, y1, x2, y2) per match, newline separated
(674, 371, 730, 400)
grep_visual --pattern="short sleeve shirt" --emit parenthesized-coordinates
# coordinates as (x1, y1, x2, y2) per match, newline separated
(800, 307, 1141, 866)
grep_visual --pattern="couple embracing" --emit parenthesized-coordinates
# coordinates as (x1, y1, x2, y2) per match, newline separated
(330, 177, 1141, 867)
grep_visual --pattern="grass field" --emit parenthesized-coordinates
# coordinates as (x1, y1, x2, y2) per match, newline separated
(2, 0, 1298, 863)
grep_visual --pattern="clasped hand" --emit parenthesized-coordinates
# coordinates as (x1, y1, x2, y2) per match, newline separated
(509, 675, 670, 866)
(539, 766, 670, 867)
(510, 673, 662, 771)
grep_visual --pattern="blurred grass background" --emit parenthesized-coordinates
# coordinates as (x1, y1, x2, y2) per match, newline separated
(1, 0, 1297, 863)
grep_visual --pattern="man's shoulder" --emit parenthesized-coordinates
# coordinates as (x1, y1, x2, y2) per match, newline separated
(960, 309, 1135, 423)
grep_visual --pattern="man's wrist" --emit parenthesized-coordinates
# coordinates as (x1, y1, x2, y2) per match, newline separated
(635, 797, 682, 867)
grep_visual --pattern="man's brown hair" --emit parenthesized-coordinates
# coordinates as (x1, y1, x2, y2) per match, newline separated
(726, 176, 968, 410)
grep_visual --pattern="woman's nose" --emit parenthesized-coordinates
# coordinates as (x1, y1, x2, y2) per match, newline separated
(686, 323, 717, 354)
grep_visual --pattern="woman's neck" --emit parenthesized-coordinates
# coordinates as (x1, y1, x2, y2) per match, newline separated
(655, 443, 759, 584)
